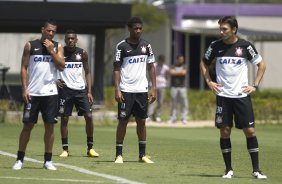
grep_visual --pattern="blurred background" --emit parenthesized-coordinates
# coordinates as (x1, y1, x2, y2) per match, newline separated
(0, 0, 282, 121)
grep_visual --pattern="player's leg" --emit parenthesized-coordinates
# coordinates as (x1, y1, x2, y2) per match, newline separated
(115, 92, 133, 163)
(216, 96, 234, 178)
(84, 112, 99, 157)
(135, 93, 153, 163)
(220, 127, 233, 178)
(41, 95, 58, 170)
(235, 96, 267, 179)
(60, 94, 73, 157)
(13, 96, 39, 170)
(60, 116, 69, 157)
(12, 123, 35, 170)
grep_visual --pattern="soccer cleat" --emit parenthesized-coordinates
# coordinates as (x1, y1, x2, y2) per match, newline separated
(114, 155, 123, 163)
(59, 150, 69, 158)
(87, 148, 99, 157)
(139, 155, 154, 163)
(12, 160, 23, 170)
(253, 171, 267, 179)
(222, 170, 233, 179)
(43, 161, 57, 170)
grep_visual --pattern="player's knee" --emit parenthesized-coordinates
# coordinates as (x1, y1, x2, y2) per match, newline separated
(84, 113, 92, 120)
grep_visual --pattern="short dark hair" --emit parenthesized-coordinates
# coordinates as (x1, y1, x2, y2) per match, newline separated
(65, 29, 76, 35)
(44, 19, 57, 27)
(218, 16, 238, 34)
(127, 17, 143, 28)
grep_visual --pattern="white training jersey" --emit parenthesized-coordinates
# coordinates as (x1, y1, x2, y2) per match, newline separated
(114, 39, 155, 93)
(203, 38, 262, 98)
(58, 47, 85, 90)
(27, 39, 58, 96)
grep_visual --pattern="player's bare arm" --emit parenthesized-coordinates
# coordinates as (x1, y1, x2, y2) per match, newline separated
(113, 67, 123, 103)
(82, 50, 94, 104)
(200, 60, 221, 94)
(20, 42, 31, 103)
(243, 60, 266, 94)
(148, 63, 156, 104)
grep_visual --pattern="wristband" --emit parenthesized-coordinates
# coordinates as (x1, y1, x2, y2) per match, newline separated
(253, 84, 259, 90)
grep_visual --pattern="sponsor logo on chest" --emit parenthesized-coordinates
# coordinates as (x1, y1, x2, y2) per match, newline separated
(65, 63, 82, 68)
(128, 57, 146, 64)
(219, 58, 242, 65)
(33, 56, 53, 62)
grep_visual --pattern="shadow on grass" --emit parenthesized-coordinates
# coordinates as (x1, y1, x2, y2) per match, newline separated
(181, 173, 250, 179)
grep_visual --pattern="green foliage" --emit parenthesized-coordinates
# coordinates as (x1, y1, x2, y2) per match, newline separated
(103, 87, 282, 122)
(189, 89, 215, 120)
(132, 2, 168, 32)
(252, 90, 282, 122)
(0, 100, 9, 123)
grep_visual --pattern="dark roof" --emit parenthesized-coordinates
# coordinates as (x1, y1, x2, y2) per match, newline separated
(173, 26, 282, 42)
(0, 1, 131, 34)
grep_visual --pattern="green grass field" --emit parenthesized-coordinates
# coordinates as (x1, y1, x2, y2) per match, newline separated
(0, 122, 281, 184)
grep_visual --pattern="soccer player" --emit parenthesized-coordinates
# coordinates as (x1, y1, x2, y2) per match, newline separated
(200, 16, 267, 179)
(12, 19, 65, 170)
(113, 17, 156, 163)
(57, 29, 99, 158)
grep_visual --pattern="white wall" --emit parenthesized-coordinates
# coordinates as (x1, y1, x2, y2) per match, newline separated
(0, 33, 94, 83)
(239, 16, 282, 89)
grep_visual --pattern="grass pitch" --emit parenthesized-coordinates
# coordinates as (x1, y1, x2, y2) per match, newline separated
(0, 122, 281, 184)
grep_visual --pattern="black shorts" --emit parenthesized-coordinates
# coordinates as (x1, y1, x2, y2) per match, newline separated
(118, 92, 148, 120)
(58, 86, 92, 117)
(22, 95, 58, 124)
(215, 95, 255, 129)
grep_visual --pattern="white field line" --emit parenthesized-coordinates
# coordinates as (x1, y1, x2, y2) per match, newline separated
(0, 150, 144, 184)
(0, 176, 103, 183)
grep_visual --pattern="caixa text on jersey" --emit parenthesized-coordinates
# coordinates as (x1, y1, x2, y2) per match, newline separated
(218, 58, 242, 65)
(33, 56, 53, 62)
(128, 57, 146, 64)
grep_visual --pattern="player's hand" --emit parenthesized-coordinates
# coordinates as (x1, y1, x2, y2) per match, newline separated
(43, 39, 55, 54)
(115, 89, 124, 103)
(242, 85, 256, 94)
(88, 93, 94, 104)
(208, 81, 222, 94)
(56, 79, 63, 88)
(22, 90, 31, 104)
(148, 90, 156, 104)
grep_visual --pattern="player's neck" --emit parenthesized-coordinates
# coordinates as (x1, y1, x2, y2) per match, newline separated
(127, 37, 140, 44)
(66, 46, 76, 52)
(223, 36, 238, 45)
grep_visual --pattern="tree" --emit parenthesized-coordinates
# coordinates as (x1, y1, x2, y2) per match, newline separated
(132, 1, 168, 32)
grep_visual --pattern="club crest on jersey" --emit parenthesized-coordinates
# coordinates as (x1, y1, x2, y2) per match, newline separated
(75, 53, 82, 61)
(141, 46, 147, 54)
(235, 47, 243, 56)
(216, 115, 223, 124)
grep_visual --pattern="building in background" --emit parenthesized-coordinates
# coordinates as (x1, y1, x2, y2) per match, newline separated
(150, 1, 282, 89)
(1, 0, 282, 105)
